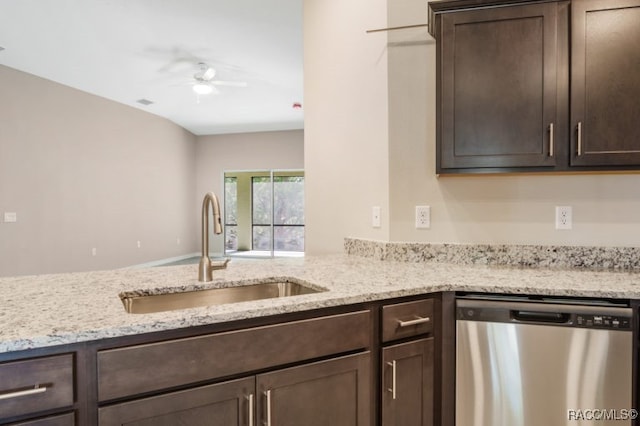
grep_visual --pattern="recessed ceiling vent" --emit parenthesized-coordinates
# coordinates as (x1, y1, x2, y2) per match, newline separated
(136, 98, 154, 106)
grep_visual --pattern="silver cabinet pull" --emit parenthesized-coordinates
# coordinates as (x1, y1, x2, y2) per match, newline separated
(398, 316, 430, 327)
(247, 393, 254, 426)
(0, 385, 47, 401)
(577, 121, 583, 156)
(549, 123, 554, 157)
(387, 361, 397, 400)
(265, 390, 272, 426)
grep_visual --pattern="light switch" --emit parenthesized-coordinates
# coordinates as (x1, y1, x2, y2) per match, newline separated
(3, 212, 17, 223)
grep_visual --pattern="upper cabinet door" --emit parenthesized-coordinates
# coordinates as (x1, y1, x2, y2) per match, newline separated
(571, 0, 640, 166)
(438, 2, 559, 172)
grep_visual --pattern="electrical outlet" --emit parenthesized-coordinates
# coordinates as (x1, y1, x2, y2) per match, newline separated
(91, 247, 97, 256)
(555, 206, 572, 230)
(137, 240, 141, 249)
(372, 206, 381, 228)
(416, 206, 431, 229)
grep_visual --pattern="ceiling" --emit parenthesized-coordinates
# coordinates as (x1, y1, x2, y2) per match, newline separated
(0, 0, 303, 135)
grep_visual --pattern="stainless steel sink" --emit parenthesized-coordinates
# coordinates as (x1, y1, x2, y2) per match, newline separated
(120, 279, 325, 314)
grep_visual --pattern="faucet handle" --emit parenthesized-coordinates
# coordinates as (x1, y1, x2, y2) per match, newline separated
(210, 258, 230, 270)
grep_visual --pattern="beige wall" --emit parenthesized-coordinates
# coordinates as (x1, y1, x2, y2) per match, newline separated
(0, 65, 198, 276)
(303, 0, 390, 254)
(304, 0, 640, 254)
(195, 130, 304, 255)
(0, 66, 304, 276)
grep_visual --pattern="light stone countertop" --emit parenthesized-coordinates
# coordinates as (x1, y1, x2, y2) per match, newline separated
(2, 254, 640, 353)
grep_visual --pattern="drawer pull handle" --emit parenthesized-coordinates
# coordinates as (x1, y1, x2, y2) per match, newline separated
(398, 316, 431, 327)
(247, 393, 254, 426)
(577, 121, 583, 156)
(387, 361, 397, 400)
(549, 122, 554, 157)
(0, 384, 47, 401)
(265, 389, 272, 426)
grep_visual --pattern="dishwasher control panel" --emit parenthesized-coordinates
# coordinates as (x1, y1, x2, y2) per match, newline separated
(576, 314, 631, 330)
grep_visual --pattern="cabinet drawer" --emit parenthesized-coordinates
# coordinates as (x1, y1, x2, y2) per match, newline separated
(98, 310, 371, 401)
(0, 355, 74, 420)
(382, 299, 434, 342)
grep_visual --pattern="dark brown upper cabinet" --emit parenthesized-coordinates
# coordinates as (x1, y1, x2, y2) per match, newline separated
(571, 0, 640, 166)
(435, 2, 561, 173)
(429, 0, 640, 174)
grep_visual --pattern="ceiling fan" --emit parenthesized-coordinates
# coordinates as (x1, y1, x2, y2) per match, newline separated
(191, 62, 247, 96)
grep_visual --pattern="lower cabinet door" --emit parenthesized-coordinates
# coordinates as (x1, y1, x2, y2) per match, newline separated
(98, 377, 255, 426)
(256, 352, 371, 426)
(9, 413, 75, 426)
(382, 338, 434, 426)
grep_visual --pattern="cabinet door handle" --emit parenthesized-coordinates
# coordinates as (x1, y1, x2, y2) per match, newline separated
(0, 385, 47, 401)
(577, 121, 583, 156)
(387, 361, 397, 400)
(549, 122, 554, 157)
(247, 393, 254, 426)
(265, 389, 272, 426)
(398, 316, 430, 327)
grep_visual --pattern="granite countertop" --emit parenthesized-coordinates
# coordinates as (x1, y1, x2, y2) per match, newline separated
(2, 254, 640, 353)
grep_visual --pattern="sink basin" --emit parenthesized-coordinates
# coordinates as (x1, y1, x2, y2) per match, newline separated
(120, 279, 325, 314)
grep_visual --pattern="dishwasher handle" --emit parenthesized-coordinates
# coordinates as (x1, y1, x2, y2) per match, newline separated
(512, 310, 570, 324)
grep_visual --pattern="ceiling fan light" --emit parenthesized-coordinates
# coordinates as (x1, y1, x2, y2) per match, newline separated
(193, 83, 213, 95)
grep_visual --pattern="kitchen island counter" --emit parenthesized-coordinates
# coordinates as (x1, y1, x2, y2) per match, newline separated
(2, 254, 640, 353)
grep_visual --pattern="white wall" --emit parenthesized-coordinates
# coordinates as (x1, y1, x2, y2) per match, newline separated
(303, 0, 390, 254)
(0, 65, 198, 276)
(304, 0, 640, 254)
(195, 130, 304, 255)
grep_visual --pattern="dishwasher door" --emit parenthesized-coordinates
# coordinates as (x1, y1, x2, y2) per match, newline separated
(456, 298, 633, 426)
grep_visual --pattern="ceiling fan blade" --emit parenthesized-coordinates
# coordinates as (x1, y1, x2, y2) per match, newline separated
(200, 67, 216, 81)
(210, 80, 248, 87)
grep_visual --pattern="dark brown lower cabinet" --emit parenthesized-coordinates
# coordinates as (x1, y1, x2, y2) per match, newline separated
(99, 377, 254, 426)
(257, 352, 371, 426)
(9, 413, 75, 426)
(0, 355, 74, 422)
(99, 352, 370, 426)
(381, 338, 434, 426)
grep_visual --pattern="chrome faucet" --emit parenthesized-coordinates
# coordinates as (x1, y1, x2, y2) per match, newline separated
(198, 192, 229, 282)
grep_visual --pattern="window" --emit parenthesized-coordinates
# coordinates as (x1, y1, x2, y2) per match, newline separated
(224, 170, 304, 257)
(252, 176, 272, 251)
(273, 176, 304, 251)
(224, 176, 238, 251)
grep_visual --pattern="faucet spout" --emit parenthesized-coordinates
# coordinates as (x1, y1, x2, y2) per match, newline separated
(198, 192, 225, 282)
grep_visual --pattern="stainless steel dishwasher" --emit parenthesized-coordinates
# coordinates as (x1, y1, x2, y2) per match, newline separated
(456, 295, 634, 426)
